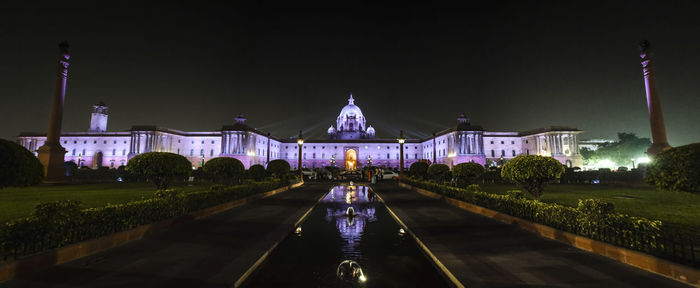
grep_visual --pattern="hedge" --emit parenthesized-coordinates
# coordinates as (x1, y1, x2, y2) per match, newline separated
(0, 139, 43, 188)
(646, 143, 700, 193)
(401, 178, 678, 261)
(0, 179, 289, 262)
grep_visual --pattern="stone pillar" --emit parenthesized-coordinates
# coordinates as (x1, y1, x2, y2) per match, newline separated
(639, 40, 671, 156)
(432, 133, 437, 164)
(37, 42, 70, 181)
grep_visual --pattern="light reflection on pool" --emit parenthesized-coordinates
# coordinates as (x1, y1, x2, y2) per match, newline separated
(244, 185, 448, 287)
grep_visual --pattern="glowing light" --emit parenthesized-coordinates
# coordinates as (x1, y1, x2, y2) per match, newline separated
(359, 275, 366, 282)
(447, 153, 456, 157)
(398, 228, 405, 236)
(246, 151, 255, 156)
(597, 159, 615, 169)
(297, 139, 304, 145)
(295, 227, 302, 235)
(398, 139, 405, 144)
(637, 157, 650, 164)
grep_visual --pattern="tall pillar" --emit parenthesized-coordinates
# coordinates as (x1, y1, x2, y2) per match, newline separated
(639, 40, 671, 156)
(37, 42, 70, 181)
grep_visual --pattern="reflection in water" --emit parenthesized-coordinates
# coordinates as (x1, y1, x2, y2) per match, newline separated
(323, 185, 377, 261)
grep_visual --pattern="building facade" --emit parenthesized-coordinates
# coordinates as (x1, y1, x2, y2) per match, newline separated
(18, 95, 583, 170)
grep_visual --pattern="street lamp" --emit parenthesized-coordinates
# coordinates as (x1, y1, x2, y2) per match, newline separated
(330, 154, 336, 167)
(201, 154, 205, 168)
(367, 155, 372, 167)
(631, 158, 636, 169)
(397, 130, 405, 179)
(297, 130, 304, 180)
(78, 154, 83, 167)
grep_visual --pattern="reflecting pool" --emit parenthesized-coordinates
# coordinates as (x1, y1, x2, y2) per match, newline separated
(244, 185, 448, 287)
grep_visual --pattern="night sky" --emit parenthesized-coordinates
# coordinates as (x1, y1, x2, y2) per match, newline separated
(1, 1, 699, 144)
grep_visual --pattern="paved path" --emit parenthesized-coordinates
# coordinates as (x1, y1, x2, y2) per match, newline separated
(373, 182, 691, 288)
(0, 183, 330, 288)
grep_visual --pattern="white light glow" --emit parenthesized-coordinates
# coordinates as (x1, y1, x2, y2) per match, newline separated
(359, 275, 366, 282)
(597, 159, 615, 169)
(637, 157, 650, 164)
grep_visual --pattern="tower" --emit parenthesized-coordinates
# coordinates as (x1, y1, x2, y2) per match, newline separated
(89, 101, 109, 132)
(36, 42, 70, 181)
(639, 40, 672, 156)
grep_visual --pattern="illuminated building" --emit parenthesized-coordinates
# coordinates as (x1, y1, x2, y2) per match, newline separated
(17, 95, 583, 169)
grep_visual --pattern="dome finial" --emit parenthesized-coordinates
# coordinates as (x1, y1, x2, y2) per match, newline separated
(348, 93, 354, 105)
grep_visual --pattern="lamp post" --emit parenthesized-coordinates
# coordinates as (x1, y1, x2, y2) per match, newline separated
(398, 130, 405, 179)
(631, 158, 636, 169)
(297, 130, 304, 180)
(330, 154, 336, 167)
(367, 155, 372, 167)
(201, 154, 205, 168)
(78, 154, 82, 168)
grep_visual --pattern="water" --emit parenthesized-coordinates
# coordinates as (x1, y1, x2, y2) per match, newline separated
(244, 185, 449, 287)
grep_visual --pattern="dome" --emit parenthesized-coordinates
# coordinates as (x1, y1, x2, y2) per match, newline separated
(366, 125, 375, 134)
(328, 125, 336, 134)
(338, 94, 364, 120)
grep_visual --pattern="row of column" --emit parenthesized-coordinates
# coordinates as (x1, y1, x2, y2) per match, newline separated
(544, 133, 578, 155)
(221, 131, 247, 155)
(129, 132, 156, 154)
(457, 132, 484, 155)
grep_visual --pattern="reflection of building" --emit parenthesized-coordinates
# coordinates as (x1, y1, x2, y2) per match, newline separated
(323, 186, 376, 260)
(17, 94, 584, 169)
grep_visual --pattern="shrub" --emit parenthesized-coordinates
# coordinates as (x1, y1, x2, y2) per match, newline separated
(0, 139, 44, 188)
(248, 164, 267, 181)
(427, 164, 451, 182)
(202, 157, 245, 185)
(501, 155, 564, 198)
(267, 159, 290, 179)
(452, 162, 485, 186)
(409, 162, 429, 179)
(645, 143, 700, 193)
(126, 152, 191, 189)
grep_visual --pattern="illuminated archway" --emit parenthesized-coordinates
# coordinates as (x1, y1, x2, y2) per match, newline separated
(345, 149, 357, 170)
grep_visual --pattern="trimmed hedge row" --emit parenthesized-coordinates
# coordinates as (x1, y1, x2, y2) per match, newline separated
(0, 180, 287, 261)
(402, 177, 669, 257)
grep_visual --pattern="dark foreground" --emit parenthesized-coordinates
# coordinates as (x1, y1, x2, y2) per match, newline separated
(0, 184, 329, 288)
(373, 182, 690, 288)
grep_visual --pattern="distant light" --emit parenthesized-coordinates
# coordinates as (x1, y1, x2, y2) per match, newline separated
(597, 159, 615, 169)
(398, 228, 405, 236)
(247, 151, 256, 156)
(637, 157, 651, 164)
(117, 177, 123, 182)
(447, 153, 456, 157)
(297, 139, 304, 145)
(359, 275, 366, 282)
(295, 227, 302, 235)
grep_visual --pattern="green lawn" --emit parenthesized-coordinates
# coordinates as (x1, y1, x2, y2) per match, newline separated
(480, 183, 700, 234)
(0, 183, 209, 223)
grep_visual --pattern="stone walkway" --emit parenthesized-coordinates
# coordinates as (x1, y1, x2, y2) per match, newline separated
(373, 182, 691, 288)
(0, 183, 330, 288)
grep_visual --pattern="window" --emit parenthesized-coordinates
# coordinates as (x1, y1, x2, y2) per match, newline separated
(177, 148, 180, 154)
(312, 153, 316, 159)
(285, 152, 288, 158)
(72, 149, 76, 156)
(200, 149, 204, 155)
(501, 150, 505, 157)
(415, 153, 418, 159)
(490, 141, 493, 144)
(122, 149, 126, 155)
(322, 146, 325, 149)
(526, 140, 529, 144)
(491, 150, 495, 157)
(210, 149, 214, 156)
(303, 153, 306, 159)
(313, 146, 316, 149)
(334, 146, 337, 149)
(526, 149, 529, 155)
(387, 153, 390, 159)
(114, 140, 117, 144)
(178, 140, 181, 143)
(103, 140, 106, 144)
(501, 141, 504, 144)
(124, 141, 127, 144)
(201, 141, 204, 144)
(74, 141, 77, 144)
(212, 140, 215, 144)
(396, 153, 399, 159)
(93, 140, 96, 144)
(512, 150, 516, 156)
(511, 141, 515, 144)
(190, 149, 194, 156)
(82, 149, 85, 155)
(112, 149, 115, 156)
(322, 153, 325, 158)
(83, 140, 87, 144)
(64, 141, 67, 144)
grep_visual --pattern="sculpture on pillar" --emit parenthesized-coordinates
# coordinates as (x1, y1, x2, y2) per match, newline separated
(639, 40, 672, 156)
(36, 42, 71, 181)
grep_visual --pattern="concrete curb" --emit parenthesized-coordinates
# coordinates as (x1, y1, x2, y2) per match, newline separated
(0, 181, 304, 284)
(398, 182, 700, 287)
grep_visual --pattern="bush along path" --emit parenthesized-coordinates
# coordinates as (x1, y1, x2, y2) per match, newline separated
(400, 177, 700, 268)
(0, 180, 293, 262)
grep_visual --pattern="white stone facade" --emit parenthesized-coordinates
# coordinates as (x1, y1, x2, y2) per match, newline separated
(18, 98, 583, 170)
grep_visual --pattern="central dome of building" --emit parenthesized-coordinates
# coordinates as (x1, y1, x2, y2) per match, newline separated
(328, 94, 374, 140)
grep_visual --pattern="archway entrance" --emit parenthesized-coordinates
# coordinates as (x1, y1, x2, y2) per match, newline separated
(345, 149, 357, 170)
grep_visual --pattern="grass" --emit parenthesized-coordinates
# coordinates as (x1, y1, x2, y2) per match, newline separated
(480, 183, 700, 234)
(0, 183, 209, 223)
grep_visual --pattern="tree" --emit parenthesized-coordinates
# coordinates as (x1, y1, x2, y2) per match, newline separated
(126, 152, 191, 189)
(248, 164, 266, 181)
(0, 139, 44, 187)
(501, 155, 564, 198)
(267, 159, 290, 179)
(452, 162, 485, 186)
(645, 143, 700, 193)
(427, 164, 451, 182)
(409, 162, 429, 179)
(202, 157, 245, 184)
(583, 133, 651, 167)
